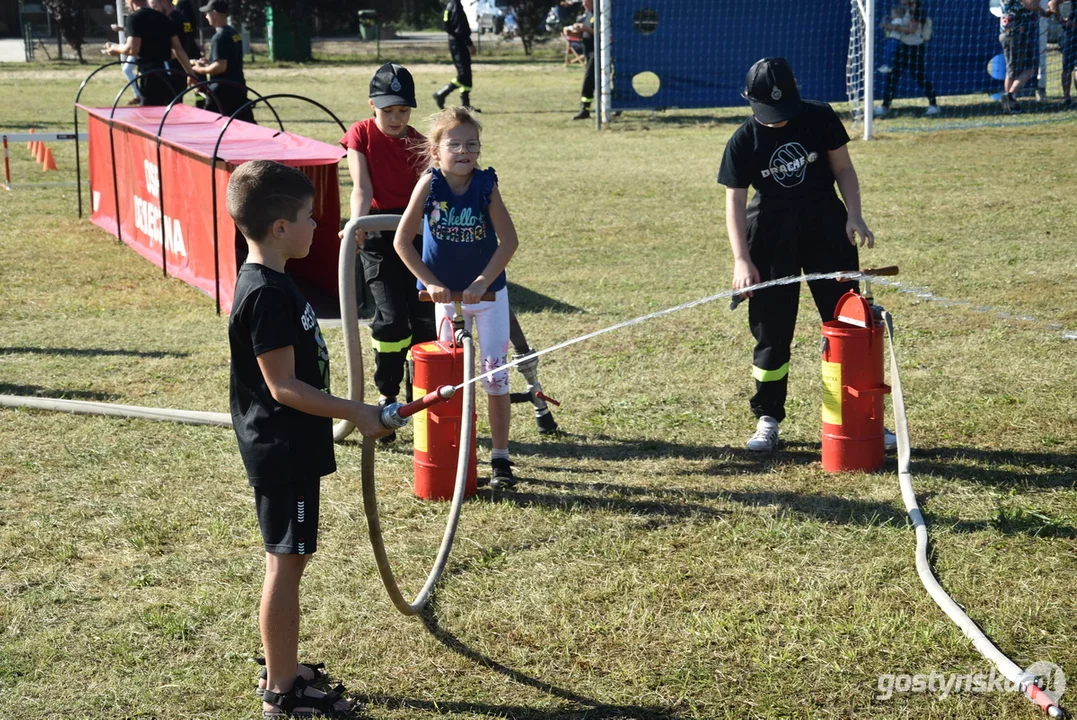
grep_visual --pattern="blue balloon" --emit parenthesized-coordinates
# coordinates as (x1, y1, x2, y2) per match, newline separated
(987, 53, 1007, 80)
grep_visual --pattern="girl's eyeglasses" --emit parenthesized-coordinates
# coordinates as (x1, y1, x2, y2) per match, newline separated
(441, 140, 481, 154)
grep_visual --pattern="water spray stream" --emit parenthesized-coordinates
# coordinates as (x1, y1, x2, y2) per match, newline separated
(458, 270, 860, 392)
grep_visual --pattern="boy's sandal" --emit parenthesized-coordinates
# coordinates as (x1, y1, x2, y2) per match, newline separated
(255, 657, 330, 695)
(262, 676, 356, 718)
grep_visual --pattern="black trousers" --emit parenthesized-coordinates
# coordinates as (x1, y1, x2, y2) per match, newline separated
(359, 230, 436, 399)
(746, 191, 859, 422)
(136, 62, 174, 106)
(883, 43, 936, 107)
(448, 37, 473, 89)
(581, 51, 595, 104)
(205, 86, 255, 124)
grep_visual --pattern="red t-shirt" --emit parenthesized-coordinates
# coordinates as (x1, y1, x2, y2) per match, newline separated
(339, 117, 426, 211)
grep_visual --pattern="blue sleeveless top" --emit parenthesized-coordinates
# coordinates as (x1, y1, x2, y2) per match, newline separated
(419, 167, 506, 293)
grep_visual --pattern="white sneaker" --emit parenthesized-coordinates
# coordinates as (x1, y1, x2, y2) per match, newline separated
(884, 427, 898, 452)
(873, 105, 889, 117)
(746, 416, 780, 452)
(925, 104, 940, 116)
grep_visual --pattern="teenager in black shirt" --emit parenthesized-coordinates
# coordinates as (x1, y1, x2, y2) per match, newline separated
(103, 0, 193, 106)
(150, 0, 199, 98)
(190, 0, 254, 122)
(718, 57, 882, 453)
(432, 0, 480, 111)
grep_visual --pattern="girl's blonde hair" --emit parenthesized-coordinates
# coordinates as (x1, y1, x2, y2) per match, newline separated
(422, 107, 483, 172)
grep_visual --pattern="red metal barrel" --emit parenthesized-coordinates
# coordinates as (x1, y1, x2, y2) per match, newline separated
(410, 340, 478, 500)
(820, 291, 891, 472)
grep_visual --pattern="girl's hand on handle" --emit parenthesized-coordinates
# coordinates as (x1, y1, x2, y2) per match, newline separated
(732, 258, 760, 297)
(462, 279, 490, 305)
(846, 215, 875, 248)
(425, 284, 452, 304)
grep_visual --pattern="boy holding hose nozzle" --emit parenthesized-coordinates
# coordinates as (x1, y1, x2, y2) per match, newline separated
(719, 57, 895, 453)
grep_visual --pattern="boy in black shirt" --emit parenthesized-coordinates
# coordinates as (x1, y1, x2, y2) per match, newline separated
(191, 0, 253, 123)
(718, 57, 879, 452)
(227, 160, 390, 716)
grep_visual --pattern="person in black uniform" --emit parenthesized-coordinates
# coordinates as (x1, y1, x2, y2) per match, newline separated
(190, 0, 254, 123)
(104, 0, 194, 106)
(151, 0, 199, 99)
(432, 0, 479, 111)
(570, 0, 596, 120)
(718, 57, 878, 452)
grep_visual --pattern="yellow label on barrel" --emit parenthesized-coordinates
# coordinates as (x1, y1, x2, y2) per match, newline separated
(413, 385, 428, 453)
(821, 361, 842, 425)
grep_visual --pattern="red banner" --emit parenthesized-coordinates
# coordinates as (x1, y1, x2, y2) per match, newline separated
(82, 105, 344, 315)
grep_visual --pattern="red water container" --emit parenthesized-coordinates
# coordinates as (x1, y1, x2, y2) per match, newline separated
(820, 291, 891, 472)
(410, 340, 478, 500)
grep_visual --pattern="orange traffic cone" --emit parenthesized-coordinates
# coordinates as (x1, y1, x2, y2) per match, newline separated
(42, 147, 57, 172)
(26, 128, 35, 151)
(34, 142, 46, 164)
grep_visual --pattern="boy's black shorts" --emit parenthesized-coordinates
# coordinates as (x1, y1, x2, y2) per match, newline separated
(253, 478, 321, 555)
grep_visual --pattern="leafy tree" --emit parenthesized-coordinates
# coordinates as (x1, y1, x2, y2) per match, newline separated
(41, 0, 89, 62)
(508, 0, 558, 55)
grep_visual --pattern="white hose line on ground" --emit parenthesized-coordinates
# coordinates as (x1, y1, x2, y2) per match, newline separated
(361, 334, 475, 616)
(882, 311, 1064, 718)
(0, 394, 230, 426)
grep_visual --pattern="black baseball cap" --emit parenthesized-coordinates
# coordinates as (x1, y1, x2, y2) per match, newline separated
(742, 57, 803, 124)
(199, 0, 228, 14)
(369, 63, 416, 109)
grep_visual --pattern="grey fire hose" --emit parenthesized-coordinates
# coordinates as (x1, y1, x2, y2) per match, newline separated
(880, 309, 1065, 718)
(338, 215, 475, 616)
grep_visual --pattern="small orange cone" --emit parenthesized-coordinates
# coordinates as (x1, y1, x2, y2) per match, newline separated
(42, 147, 57, 172)
(34, 142, 46, 164)
(26, 128, 35, 150)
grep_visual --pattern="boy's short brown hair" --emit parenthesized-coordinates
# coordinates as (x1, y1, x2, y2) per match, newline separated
(226, 160, 315, 242)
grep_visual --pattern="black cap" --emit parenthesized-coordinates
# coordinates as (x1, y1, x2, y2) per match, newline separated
(199, 0, 228, 14)
(369, 63, 416, 109)
(742, 57, 803, 124)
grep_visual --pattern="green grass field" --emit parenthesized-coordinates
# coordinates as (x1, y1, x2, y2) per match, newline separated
(1, 58, 1075, 720)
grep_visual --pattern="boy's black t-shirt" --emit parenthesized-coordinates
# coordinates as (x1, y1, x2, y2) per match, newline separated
(125, 7, 176, 64)
(717, 100, 850, 201)
(209, 24, 245, 91)
(228, 264, 335, 486)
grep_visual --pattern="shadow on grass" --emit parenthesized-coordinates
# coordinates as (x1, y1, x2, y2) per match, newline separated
(0, 345, 189, 358)
(373, 600, 682, 720)
(0, 382, 120, 401)
(493, 437, 1077, 537)
(508, 282, 584, 314)
(911, 446, 1076, 491)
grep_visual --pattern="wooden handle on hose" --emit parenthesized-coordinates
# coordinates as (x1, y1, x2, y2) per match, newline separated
(418, 291, 497, 302)
(860, 265, 900, 277)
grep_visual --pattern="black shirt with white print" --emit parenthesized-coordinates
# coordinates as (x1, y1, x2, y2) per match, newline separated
(228, 264, 335, 486)
(717, 100, 849, 201)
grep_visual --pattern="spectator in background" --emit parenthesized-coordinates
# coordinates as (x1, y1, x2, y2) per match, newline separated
(875, 0, 939, 117)
(104, 0, 194, 106)
(999, 0, 1051, 114)
(190, 0, 254, 123)
(569, 0, 595, 120)
(150, 0, 198, 99)
(432, 0, 480, 111)
(1049, 0, 1077, 108)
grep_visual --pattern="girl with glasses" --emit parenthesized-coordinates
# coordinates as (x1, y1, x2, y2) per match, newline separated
(393, 107, 520, 489)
